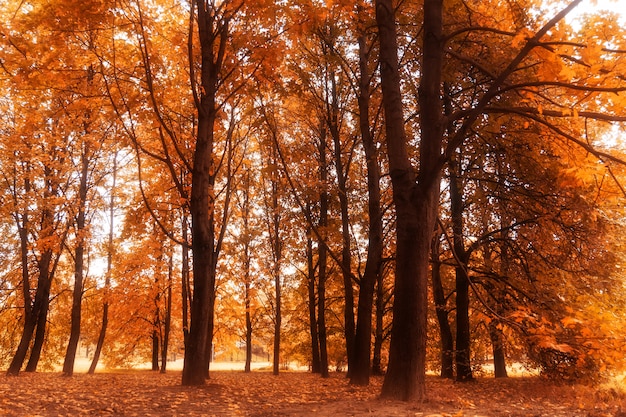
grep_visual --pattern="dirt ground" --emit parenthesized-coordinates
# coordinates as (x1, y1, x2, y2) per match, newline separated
(1, 370, 624, 416)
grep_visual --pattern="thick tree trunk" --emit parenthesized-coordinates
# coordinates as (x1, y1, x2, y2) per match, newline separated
(431, 233, 454, 379)
(377, 0, 443, 401)
(489, 322, 508, 378)
(351, 31, 383, 386)
(7, 314, 37, 375)
(182, 1, 225, 386)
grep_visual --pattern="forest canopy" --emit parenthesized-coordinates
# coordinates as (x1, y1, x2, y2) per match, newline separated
(0, 0, 625, 401)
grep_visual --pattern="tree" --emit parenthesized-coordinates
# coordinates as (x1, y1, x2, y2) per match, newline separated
(377, 0, 626, 400)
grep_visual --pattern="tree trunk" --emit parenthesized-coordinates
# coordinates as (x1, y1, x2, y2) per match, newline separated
(7, 211, 35, 376)
(318, 129, 330, 379)
(181, 214, 191, 345)
(25, 282, 52, 372)
(454, 264, 473, 381)
(449, 155, 473, 382)
(351, 30, 383, 386)
(89, 154, 117, 375)
(7, 313, 37, 375)
(63, 143, 90, 376)
(240, 172, 253, 374)
(306, 228, 321, 373)
(489, 321, 508, 378)
(328, 74, 356, 377)
(377, 0, 443, 401)
(25, 246, 56, 372)
(371, 268, 385, 376)
(245, 278, 252, 373)
(152, 329, 160, 371)
(161, 256, 173, 373)
(273, 269, 281, 375)
(431, 232, 454, 379)
(269, 161, 282, 376)
(182, 1, 226, 386)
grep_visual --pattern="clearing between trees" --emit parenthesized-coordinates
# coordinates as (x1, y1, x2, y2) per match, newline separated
(1, 371, 624, 416)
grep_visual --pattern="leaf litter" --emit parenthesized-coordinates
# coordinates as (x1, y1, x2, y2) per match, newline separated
(0, 371, 624, 416)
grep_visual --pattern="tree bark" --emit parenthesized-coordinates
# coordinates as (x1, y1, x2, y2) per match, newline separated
(7, 201, 35, 376)
(371, 268, 385, 376)
(328, 73, 356, 377)
(182, 0, 226, 386)
(63, 143, 90, 376)
(152, 329, 160, 371)
(431, 232, 454, 379)
(317, 128, 330, 378)
(351, 30, 383, 386)
(306, 227, 321, 373)
(89, 154, 117, 375)
(449, 155, 473, 382)
(489, 321, 508, 378)
(377, 0, 444, 401)
(245, 278, 252, 373)
(161, 255, 173, 373)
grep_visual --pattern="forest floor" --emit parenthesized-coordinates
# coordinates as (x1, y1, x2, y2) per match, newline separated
(1, 370, 625, 417)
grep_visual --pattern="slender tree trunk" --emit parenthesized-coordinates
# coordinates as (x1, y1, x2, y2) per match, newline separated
(89, 155, 117, 375)
(63, 144, 90, 376)
(273, 268, 281, 375)
(152, 329, 160, 371)
(25, 245, 57, 373)
(239, 170, 253, 374)
(454, 264, 472, 381)
(449, 155, 473, 382)
(371, 268, 385, 376)
(431, 232, 454, 379)
(377, 0, 444, 401)
(317, 129, 330, 379)
(181, 214, 191, 345)
(26, 279, 52, 372)
(328, 74, 355, 377)
(161, 255, 173, 373)
(351, 30, 383, 386)
(244, 279, 252, 372)
(306, 228, 321, 373)
(7, 210, 35, 376)
(268, 160, 282, 376)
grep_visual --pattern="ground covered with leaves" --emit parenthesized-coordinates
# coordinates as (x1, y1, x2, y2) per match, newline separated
(1, 370, 625, 416)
